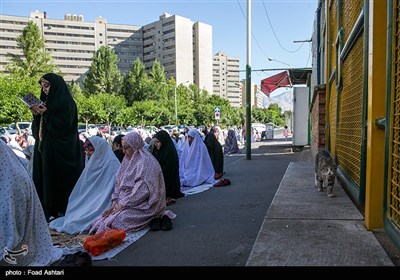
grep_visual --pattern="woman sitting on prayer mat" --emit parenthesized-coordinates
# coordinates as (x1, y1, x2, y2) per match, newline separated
(0, 140, 62, 266)
(205, 127, 224, 180)
(89, 132, 175, 234)
(224, 129, 240, 155)
(49, 136, 120, 234)
(179, 128, 215, 188)
(152, 130, 184, 206)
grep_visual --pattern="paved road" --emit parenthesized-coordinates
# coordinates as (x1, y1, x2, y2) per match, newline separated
(94, 136, 301, 266)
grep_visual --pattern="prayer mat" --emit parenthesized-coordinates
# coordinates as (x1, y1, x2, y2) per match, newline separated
(181, 183, 213, 196)
(50, 228, 149, 261)
(50, 229, 89, 251)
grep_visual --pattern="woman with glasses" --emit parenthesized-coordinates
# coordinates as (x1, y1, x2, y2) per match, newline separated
(30, 73, 84, 221)
(90, 132, 175, 233)
(50, 136, 120, 234)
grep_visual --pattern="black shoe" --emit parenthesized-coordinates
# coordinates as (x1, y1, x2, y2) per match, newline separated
(161, 215, 173, 231)
(149, 217, 161, 231)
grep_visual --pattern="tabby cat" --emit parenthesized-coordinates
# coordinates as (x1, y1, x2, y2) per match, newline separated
(315, 150, 336, 198)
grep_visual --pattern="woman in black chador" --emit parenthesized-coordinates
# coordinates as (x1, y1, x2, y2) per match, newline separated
(205, 127, 224, 179)
(30, 73, 84, 220)
(152, 130, 184, 205)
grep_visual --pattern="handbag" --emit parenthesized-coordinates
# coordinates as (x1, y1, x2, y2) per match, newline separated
(83, 229, 126, 256)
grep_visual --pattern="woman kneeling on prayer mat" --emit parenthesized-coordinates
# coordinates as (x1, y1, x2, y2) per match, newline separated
(179, 128, 215, 188)
(49, 136, 120, 234)
(0, 140, 62, 266)
(89, 132, 175, 234)
(152, 130, 184, 206)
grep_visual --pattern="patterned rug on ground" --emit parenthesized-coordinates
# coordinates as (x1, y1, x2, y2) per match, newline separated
(181, 183, 213, 196)
(50, 228, 149, 261)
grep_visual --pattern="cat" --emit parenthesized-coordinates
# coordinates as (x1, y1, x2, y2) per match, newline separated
(315, 150, 336, 198)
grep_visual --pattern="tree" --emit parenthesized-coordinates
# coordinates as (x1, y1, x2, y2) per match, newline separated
(6, 21, 58, 79)
(146, 60, 166, 101)
(74, 93, 103, 126)
(68, 81, 83, 98)
(0, 73, 38, 125)
(83, 46, 122, 95)
(120, 58, 149, 104)
(96, 93, 127, 129)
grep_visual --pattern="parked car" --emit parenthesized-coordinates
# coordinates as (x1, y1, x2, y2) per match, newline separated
(87, 124, 99, 136)
(77, 124, 87, 134)
(7, 122, 32, 135)
(251, 123, 266, 135)
(0, 127, 10, 138)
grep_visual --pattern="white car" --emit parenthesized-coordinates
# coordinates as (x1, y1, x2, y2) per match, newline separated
(7, 122, 32, 135)
(251, 123, 266, 134)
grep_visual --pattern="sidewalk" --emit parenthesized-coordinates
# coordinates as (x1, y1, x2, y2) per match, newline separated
(246, 156, 394, 266)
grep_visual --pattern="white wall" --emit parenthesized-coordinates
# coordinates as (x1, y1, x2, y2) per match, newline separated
(293, 86, 309, 146)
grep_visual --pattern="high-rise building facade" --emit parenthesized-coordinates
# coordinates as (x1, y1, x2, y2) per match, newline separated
(0, 11, 213, 93)
(212, 51, 241, 107)
(193, 22, 213, 93)
(238, 80, 263, 109)
(142, 13, 212, 92)
(0, 11, 143, 83)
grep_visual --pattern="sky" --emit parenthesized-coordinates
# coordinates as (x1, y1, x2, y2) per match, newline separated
(1, 0, 318, 95)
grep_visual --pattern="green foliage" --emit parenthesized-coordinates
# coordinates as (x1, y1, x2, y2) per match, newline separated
(0, 73, 38, 125)
(74, 93, 103, 124)
(129, 100, 170, 126)
(1, 25, 289, 128)
(68, 81, 83, 98)
(83, 46, 122, 95)
(96, 93, 127, 125)
(120, 58, 149, 104)
(6, 21, 59, 80)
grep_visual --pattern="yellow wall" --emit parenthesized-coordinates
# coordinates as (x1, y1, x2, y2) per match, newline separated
(365, 0, 387, 229)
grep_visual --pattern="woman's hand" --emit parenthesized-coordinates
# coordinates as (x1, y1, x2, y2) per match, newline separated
(102, 200, 117, 217)
(30, 106, 39, 116)
(102, 207, 113, 218)
(31, 104, 47, 115)
(112, 204, 124, 214)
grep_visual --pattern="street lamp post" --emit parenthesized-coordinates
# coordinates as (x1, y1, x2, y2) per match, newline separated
(163, 81, 190, 125)
(267, 57, 291, 67)
(174, 85, 177, 125)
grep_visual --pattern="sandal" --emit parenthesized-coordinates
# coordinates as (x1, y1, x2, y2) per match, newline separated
(166, 197, 176, 206)
(213, 178, 231, 187)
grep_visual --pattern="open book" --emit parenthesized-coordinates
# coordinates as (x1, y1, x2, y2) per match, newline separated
(19, 93, 43, 107)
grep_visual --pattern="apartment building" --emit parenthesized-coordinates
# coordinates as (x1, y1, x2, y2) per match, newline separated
(238, 80, 264, 109)
(212, 51, 241, 107)
(0, 11, 143, 83)
(142, 13, 212, 93)
(1, 11, 219, 98)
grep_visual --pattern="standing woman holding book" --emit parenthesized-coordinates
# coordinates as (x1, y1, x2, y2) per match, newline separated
(30, 73, 84, 221)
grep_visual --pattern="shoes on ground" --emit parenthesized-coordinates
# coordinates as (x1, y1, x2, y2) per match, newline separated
(161, 215, 173, 231)
(149, 217, 162, 231)
(166, 197, 176, 206)
(213, 178, 231, 187)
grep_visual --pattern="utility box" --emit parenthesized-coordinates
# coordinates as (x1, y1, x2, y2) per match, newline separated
(265, 123, 274, 140)
(292, 87, 310, 146)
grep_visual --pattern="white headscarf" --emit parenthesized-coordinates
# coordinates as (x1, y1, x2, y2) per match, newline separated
(179, 128, 215, 187)
(49, 136, 120, 234)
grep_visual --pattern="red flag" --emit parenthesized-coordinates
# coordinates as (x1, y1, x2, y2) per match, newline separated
(261, 71, 291, 97)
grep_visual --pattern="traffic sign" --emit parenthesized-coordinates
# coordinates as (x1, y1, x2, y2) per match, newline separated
(214, 106, 221, 120)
